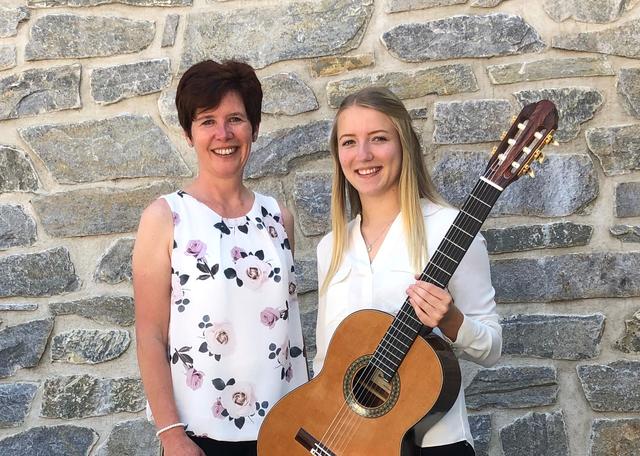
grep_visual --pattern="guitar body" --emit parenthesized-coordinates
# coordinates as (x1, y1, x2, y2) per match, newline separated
(258, 309, 461, 456)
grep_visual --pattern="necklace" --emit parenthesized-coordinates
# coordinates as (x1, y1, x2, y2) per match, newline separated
(362, 217, 395, 253)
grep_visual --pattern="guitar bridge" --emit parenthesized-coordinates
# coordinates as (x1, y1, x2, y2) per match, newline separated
(295, 428, 336, 456)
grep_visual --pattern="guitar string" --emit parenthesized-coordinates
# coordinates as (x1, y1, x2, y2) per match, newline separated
(318, 132, 532, 454)
(318, 173, 499, 455)
(318, 164, 501, 456)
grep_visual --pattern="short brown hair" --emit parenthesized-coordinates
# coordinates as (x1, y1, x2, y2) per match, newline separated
(176, 60, 262, 139)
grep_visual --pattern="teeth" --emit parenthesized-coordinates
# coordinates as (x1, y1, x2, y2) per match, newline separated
(213, 147, 235, 155)
(357, 167, 380, 175)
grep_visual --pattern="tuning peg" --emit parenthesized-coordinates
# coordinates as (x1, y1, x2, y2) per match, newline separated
(537, 153, 545, 164)
(511, 115, 517, 123)
(490, 146, 498, 156)
(500, 131, 508, 140)
(528, 169, 535, 178)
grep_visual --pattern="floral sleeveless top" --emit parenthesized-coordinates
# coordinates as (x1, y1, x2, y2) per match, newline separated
(162, 190, 307, 441)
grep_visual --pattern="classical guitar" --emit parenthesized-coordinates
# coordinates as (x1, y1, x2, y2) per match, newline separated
(258, 100, 559, 456)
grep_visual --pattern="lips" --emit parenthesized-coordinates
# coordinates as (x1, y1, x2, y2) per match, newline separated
(212, 147, 236, 156)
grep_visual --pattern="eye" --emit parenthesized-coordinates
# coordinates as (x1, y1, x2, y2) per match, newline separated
(229, 116, 244, 123)
(201, 118, 214, 126)
(340, 139, 355, 147)
(371, 135, 388, 142)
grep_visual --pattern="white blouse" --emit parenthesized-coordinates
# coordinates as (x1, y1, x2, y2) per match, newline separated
(313, 200, 502, 448)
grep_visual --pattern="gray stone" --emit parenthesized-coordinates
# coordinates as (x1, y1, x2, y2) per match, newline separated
(0, 64, 81, 121)
(0, 318, 54, 378)
(386, 0, 465, 13)
(0, 383, 38, 428)
(0, 7, 29, 38)
(309, 53, 374, 77)
(0, 425, 97, 456)
(41, 374, 145, 419)
(327, 64, 478, 108)
(0, 248, 79, 298)
(553, 19, 640, 59)
(514, 87, 604, 142)
(618, 68, 640, 118)
(502, 314, 605, 359)
(616, 310, 640, 354)
(500, 411, 569, 456)
(180, 0, 373, 71)
(0, 205, 37, 250)
(50, 296, 135, 327)
(90, 59, 171, 105)
(51, 329, 131, 364)
(95, 238, 134, 284)
(293, 171, 332, 236)
(487, 57, 615, 85)
(466, 366, 558, 409)
(433, 152, 598, 217)
(161, 14, 179, 48)
(262, 73, 318, 116)
(483, 222, 593, 254)
(433, 99, 512, 144)
(492, 252, 640, 303)
(0, 44, 16, 71)
(32, 182, 175, 237)
(611, 225, 640, 242)
(543, 0, 633, 23)
(586, 124, 640, 176)
(158, 88, 180, 130)
(590, 418, 640, 456)
(20, 115, 189, 184)
(0, 145, 39, 192)
(95, 419, 160, 456)
(245, 121, 331, 179)
(25, 14, 155, 61)
(382, 13, 545, 62)
(409, 108, 429, 120)
(616, 182, 640, 217)
(28, 0, 190, 5)
(294, 257, 319, 295)
(0, 303, 38, 311)
(578, 361, 640, 412)
(468, 414, 491, 456)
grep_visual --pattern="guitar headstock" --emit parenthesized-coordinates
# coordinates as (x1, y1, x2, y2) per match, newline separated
(485, 100, 559, 190)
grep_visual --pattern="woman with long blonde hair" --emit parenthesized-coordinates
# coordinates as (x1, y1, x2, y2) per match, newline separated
(314, 87, 501, 455)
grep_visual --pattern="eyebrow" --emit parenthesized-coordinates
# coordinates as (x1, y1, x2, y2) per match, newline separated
(338, 129, 390, 140)
(194, 111, 247, 120)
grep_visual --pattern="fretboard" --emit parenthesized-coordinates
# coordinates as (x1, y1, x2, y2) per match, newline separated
(371, 178, 502, 381)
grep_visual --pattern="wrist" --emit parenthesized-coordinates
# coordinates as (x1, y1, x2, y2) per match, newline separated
(158, 426, 188, 444)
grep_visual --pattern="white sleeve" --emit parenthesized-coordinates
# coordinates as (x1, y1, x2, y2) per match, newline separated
(312, 236, 331, 376)
(445, 233, 502, 367)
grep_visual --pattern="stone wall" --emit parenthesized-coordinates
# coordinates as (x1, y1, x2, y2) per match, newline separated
(1, 0, 639, 455)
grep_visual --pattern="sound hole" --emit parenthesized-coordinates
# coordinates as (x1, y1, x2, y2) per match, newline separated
(351, 367, 392, 409)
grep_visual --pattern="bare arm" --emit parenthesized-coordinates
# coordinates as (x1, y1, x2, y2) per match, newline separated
(133, 199, 204, 456)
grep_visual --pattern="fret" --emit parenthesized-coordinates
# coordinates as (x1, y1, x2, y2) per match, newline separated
(369, 358, 394, 378)
(460, 209, 482, 224)
(429, 262, 452, 276)
(451, 224, 474, 238)
(470, 193, 491, 208)
(434, 250, 459, 264)
(375, 347, 401, 363)
(421, 273, 445, 288)
(443, 237, 465, 251)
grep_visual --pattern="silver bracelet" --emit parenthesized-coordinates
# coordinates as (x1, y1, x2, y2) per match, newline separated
(155, 422, 186, 437)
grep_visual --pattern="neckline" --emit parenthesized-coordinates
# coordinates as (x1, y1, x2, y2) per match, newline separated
(179, 190, 257, 222)
(355, 212, 401, 265)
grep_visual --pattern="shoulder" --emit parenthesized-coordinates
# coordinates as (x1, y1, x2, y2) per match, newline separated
(139, 197, 173, 228)
(421, 199, 458, 226)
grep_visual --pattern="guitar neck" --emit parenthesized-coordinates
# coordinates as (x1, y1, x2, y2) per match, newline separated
(371, 177, 502, 381)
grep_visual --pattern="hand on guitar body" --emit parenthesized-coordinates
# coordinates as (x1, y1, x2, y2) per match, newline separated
(406, 277, 464, 342)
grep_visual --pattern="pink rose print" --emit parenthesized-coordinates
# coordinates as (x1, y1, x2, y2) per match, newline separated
(212, 397, 225, 418)
(185, 240, 207, 259)
(172, 211, 180, 226)
(204, 322, 235, 356)
(235, 255, 271, 289)
(185, 367, 204, 390)
(231, 246, 246, 262)
(221, 381, 256, 419)
(263, 214, 286, 240)
(260, 307, 280, 328)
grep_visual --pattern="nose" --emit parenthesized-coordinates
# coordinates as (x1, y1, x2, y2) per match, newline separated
(215, 121, 233, 140)
(355, 142, 373, 161)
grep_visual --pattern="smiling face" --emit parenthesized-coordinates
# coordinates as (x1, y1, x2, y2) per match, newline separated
(336, 105, 403, 201)
(188, 90, 256, 181)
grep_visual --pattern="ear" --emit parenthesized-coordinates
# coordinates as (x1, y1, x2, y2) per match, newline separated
(183, 130, 193, 147)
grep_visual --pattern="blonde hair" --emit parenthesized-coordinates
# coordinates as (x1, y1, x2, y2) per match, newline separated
(320, 87, 443, 295)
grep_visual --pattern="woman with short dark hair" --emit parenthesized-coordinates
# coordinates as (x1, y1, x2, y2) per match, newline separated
(134, 60, 308, 456)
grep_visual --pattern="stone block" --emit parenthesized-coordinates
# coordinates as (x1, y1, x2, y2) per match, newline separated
(0, 425, 97, 456)
(0, 145, 39, 192)
(616, 309, 640, 353)
(617, 67, 640, 118)
(95, 419, 160, 456)
(293, 171, 332, 237)
(469, 414, 491, 456)
(49, 296, 135, 327)
(589, 418, 640, 456)
(433, 99, 512, 144)
(616, 182, 640, 217)
(487, 57, 614, 85)
(0, 318, 54, 378)
(483, 222, 592, 254)
(611, 225, 640, 243)
(500, 411, 569, 456)
(90, 59, 172, 105)
(262, 73, 318, 116)
(308, 54, 374, 77)
(0, 383, 38, 428)
(578, 361, 640, 412)
(294, 257, 319, 295)
(0, 44, 16, 71)
(553, 19, 640, 58)
(586, 124, 640, 176)
(161, 14, 179, 48)
(51, 329, 131, 364)
(386, 0, 466, 13)
(543, 0, 633, 23)
(95, 238, 134, 284)
(0, 205, 37, 250)
(0, 6, 29, 38)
